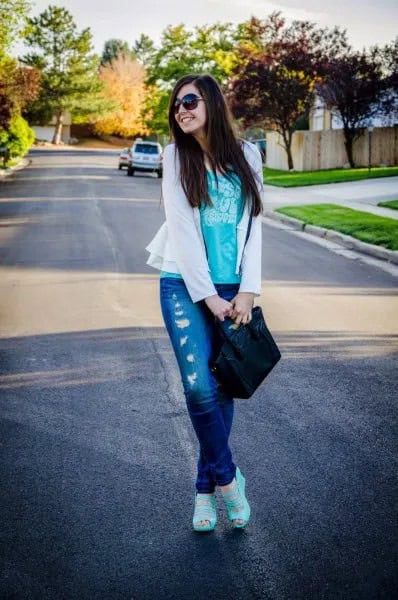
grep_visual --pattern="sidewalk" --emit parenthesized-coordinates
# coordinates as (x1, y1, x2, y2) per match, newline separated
(262, 176, 398, 266)
(263, 176, 398, 220)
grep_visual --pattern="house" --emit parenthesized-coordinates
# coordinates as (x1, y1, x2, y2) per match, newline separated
(309, 92, 398, 131)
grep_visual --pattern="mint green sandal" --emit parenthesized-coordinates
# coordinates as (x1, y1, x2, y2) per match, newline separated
(192, 492, 217, 532)
(223, 466, 251, 528)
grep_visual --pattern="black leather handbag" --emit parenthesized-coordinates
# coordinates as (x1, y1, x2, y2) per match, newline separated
(210, 306, 281, 399)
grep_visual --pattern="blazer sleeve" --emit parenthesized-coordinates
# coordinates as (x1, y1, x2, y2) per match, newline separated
(162, 144, 217, 303)
(239, 143, 263, 296)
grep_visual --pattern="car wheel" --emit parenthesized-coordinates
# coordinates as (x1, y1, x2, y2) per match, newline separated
(118, 164, 122, 170)
(127, 168, 134, 176)
(157, 170, 163, 178)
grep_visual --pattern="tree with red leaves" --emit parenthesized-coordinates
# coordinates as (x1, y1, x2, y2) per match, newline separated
(379, 36, 398, 119)
(0, 60, 41, 128)
(0, 0, 41, 131)
(228, 13, 349, 170)
(316, 50, 388, 167)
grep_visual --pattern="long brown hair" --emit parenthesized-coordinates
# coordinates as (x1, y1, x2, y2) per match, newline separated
(168, 74, 263, 216)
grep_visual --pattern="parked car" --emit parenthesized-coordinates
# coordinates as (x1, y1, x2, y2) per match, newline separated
(118, 148, 130, 170)
(127, 141, 163, 178)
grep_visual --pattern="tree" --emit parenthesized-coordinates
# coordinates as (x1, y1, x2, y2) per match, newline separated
(94, 54, 149, 138)
(132, 34, 156, 68)
(317, 51, 386, 167)
(0, 0, 31, 60)
(0, 0, 36, 129)
(0, 58, 41, 129)
(230, 60, 315, 170)
(138, 23, 242, 135)
(376, 37, 398, 125)
(101, 38, 131, 66)
(228, 13, 349, 169)
(381, 36, 398, 90)
(0, 0, 41, 129)
(146, 23, 239, 89)
(22, 5, 105, 144)
(0, 1, 38, 160)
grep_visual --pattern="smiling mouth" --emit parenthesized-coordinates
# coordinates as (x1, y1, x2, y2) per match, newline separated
(180, 117, 194, 124)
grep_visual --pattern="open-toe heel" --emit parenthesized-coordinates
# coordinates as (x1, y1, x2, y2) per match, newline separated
(222, 466, 251, 528)
(192, 492, 217, 532)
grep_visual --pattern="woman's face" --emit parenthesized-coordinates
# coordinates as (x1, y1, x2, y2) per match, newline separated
(173, 83, 207, 138)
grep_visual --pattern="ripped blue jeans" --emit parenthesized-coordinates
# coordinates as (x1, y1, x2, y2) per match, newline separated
(160, 277, 239, 493)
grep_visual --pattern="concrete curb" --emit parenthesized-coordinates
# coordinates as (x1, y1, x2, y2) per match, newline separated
(263, 209, 398, 266)
(0, 156, 31, 180)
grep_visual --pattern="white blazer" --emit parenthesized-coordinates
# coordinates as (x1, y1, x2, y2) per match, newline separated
(146, 140, 264, 303)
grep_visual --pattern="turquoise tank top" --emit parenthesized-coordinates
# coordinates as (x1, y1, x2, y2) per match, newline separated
(161, 170, 244, 284)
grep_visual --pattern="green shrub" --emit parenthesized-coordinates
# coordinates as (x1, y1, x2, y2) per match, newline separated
(0, 114, 35, 159)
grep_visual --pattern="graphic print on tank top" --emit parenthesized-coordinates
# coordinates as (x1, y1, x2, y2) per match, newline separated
(200, 171, 244, 284)
(202, 172, 242, 226)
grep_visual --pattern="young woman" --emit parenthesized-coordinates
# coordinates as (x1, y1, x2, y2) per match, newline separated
(146, 74, 263, 532)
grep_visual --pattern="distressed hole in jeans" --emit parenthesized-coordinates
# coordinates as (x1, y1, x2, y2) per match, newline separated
(175, 310, 184, 316)
(187, 372, 197, 385)
(172, 294, 177, 300)
(186, 354, 194, 363)
(175, 318, 190, 329)
(180, 336, 188, 347)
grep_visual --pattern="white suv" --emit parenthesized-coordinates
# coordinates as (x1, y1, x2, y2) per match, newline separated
(127, 141, 163, 178)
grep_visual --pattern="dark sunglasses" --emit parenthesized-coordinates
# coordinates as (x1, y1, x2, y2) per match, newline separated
(174, 93, 203, 114)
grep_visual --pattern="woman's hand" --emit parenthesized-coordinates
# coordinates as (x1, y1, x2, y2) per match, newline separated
(204, 295, 233, 321)
(230, 292, 255, 326)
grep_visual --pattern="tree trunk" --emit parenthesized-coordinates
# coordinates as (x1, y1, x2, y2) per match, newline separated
(282, 130, 294, 170)
(343, 128, 355, 168)
(52, 111, 64, 145)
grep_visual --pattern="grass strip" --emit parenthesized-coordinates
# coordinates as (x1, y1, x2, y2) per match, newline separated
(378, 200, 398, 210)
(264, 166, 398, 187)
(275, 203, 398, 250)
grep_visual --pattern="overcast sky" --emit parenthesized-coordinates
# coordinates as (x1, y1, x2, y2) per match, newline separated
(15, 0, 398, 56)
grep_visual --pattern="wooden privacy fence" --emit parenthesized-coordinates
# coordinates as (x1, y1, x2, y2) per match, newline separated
(266, 126, 398, 171)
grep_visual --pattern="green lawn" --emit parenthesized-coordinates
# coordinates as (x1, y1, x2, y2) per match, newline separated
(264, 166, 398, 187)
(378, 199, 398, 210)
(275, 204, 398, 250)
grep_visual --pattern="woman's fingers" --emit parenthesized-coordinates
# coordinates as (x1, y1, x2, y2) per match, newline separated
(232, 309, 252, 325)
(205, 295, 233, 321)
(220, 306, 234, 321)
(242, 312, 252, 325)
(234, 315, 243, 326)
(232, 309, 245, 326)
(222, 295, 253, 325)
(219, 307, 232, 321)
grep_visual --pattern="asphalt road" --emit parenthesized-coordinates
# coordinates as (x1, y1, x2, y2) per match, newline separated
(1, 149, 397, 600)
